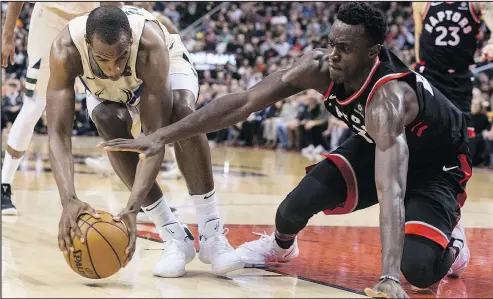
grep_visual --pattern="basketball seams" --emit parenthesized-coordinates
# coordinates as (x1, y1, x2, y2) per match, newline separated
(90, 224, 124, 268)
(78, 217, 102, 279)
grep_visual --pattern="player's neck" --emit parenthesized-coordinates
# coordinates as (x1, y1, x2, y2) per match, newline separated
(343, 63, 374, 96)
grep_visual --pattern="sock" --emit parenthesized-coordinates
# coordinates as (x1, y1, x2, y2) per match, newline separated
(1, 152, 23, 185)
(275, 231, 296, 249)
(141, 196, 177, 240)
(192, 189, 220, 232)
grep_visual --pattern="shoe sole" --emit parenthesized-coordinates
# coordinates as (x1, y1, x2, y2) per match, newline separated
(2, 208, 17, 216)
(153, 269, 186, 278)
(212, 259, 245, 275)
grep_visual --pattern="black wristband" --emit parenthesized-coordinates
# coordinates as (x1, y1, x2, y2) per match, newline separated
(379, 275, 401, 284)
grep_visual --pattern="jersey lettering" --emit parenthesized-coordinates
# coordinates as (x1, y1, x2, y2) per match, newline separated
(424, 10, 472, 45)
(414, 72, 434, 96)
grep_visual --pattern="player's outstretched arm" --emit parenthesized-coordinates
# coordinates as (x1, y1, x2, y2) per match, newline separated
(100, 50, 331, 158)
(1, 2, 25, 67)
(47, 28, 100, 253)
(364, 80, 409, 299)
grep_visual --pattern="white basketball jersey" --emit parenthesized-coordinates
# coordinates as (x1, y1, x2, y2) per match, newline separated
(68, 5, 173, 104)
(38, 2, 99, 20)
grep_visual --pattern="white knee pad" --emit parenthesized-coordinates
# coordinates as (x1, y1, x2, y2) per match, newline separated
(7, 95, 46, 151)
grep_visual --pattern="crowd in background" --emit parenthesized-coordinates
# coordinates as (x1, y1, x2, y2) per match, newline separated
(2, 2, 493, 167)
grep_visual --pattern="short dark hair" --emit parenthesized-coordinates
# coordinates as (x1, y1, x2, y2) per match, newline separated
(86, 6, 131, 45)
(336, 3, 388, 45)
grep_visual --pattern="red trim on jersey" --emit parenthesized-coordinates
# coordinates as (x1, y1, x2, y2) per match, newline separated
(320, 154, 359, 215)
(411, 122, 423, 132)
(416, 125, 429, 137)
(422, 2, 431, 19)
(364, 72, 411, 111)
(323, 82, 334, 100)
(457, 154, 472, 208)
(405, 221, 449, 248)
(334, 56, 381, 106)
(469, 2, 481, 23)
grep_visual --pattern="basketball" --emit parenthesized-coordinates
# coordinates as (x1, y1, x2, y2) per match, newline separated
(63, 210, 129, 279)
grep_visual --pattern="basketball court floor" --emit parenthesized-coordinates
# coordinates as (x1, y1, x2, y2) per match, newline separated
(2, 135, 492, 298)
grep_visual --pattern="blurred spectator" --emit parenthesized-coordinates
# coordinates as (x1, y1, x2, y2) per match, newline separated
(2, 79, 23, 129)
(3, 1, 493, 160)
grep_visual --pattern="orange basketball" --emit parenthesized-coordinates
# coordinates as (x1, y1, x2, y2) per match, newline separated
(63, 210, 129, 279)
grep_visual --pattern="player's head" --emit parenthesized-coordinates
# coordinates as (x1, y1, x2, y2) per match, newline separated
(327, 3, 387, 84)
(85, 6, 132, 81)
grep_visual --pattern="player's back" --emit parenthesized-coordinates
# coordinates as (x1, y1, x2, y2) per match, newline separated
(419, 1, 480, 73)
(37, 2, 99, 20)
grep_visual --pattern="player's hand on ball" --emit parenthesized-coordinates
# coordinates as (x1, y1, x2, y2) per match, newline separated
(58, 199, 100, 253)
(98, 135, 164, 160)
(364, 278, 409, 298)
(113, 208, 138, 266)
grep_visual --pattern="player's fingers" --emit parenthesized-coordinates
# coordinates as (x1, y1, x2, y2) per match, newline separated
(98, 139, 130, 147)
(1, 52, 8, 67)
(58, 233, 67, 252)
(104, 146, 143, 153)
(85, 207, 100, 219)
(70, 218, 85, 243)
(63, 228, 74, 252)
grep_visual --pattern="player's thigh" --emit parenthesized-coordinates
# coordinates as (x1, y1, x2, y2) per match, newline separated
(404, 154, 472, 249)
(26, 4, 69, 99)
(87, 94, 133, 138)
(280, 135, 378, 219)
(169, 73, 199, 122)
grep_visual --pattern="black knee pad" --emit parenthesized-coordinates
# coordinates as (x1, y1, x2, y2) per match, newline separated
(401, 235, 454, 288)
(276, 160, 347, 234)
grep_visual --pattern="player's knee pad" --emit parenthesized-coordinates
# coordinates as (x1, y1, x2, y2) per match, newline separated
(401, 235, 453, 288)
(7, 96, 46, 151)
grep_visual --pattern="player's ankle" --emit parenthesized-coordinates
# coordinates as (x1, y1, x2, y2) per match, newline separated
(275, 231, 296, 249)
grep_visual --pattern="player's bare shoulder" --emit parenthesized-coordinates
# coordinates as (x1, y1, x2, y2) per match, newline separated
(50, 26, 83, 79)
(136, 21, 167, 68)
(366, 80, 419, 142)
(281, 49, 331, 94)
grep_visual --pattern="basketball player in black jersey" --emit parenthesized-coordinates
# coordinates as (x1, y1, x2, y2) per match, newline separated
(100, 3, 472, 297)
(413, 1, 493, 136)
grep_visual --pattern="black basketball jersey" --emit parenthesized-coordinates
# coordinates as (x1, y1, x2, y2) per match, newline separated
(419, 1, 481, 72)
(323, 47, 468, 164)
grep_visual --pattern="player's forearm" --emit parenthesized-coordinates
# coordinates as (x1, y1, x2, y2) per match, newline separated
(375, 135, 408, 278)
(126, 150, 165, 212)
(155, 91, 254, 145)
(48, 133, 77, 206)
(2, 2, 24, 38)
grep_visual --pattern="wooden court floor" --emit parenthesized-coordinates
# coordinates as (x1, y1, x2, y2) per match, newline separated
(2, 135, 493, 298)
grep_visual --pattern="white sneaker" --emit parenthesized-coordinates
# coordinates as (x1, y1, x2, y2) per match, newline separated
(198, 219, 244, 275)
(301, 144, 315, 155)
(313, 145, 325, 154)
(84, 156, 113, 176)
(153, 222, 196, 278)
(236, 232, 299, 267)
(447, 217, 470, 277)
(161, 164, 183, 180)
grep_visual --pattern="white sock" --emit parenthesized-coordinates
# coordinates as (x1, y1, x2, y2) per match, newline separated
(141, 196, 178, 240)
(1, 152, 23, 185)
(192, 189, 220, 232)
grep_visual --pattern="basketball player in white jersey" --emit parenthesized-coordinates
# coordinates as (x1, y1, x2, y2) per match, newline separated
(47, 5, 243, 278)
(1, 2, 102, 215)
